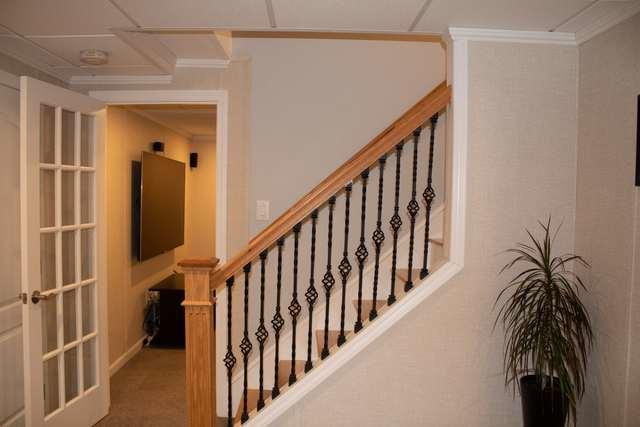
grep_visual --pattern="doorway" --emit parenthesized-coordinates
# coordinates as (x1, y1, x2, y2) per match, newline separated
(98, 102, 220, 426)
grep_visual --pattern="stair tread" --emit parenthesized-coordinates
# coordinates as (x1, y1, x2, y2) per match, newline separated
(277, 360, 306, 388)
(314, 329, 347, 356)
(352, 299, 386, 317)
(235, 388, 261, 422)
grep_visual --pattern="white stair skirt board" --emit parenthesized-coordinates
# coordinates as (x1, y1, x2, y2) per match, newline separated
(216, 205, 444, 417)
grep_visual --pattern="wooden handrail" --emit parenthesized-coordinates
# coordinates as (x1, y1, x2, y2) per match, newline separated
(212, 81, 451, 288)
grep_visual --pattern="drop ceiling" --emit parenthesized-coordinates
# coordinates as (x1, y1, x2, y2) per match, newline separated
(0, 0, 638, 84)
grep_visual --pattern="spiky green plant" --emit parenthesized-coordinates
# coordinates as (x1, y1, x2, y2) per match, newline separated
(495, 219, 593, 425)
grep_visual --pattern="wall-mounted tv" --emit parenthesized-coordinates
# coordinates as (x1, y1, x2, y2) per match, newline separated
(132, 152, 186, 261)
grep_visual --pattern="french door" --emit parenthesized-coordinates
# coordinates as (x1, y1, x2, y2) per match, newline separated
(20, 77, 109, 427)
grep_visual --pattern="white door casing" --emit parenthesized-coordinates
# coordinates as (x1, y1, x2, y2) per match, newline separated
(20, 77, 109, 427)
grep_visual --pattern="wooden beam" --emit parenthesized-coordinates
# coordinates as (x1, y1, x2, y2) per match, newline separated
(231, 30, 441, 43)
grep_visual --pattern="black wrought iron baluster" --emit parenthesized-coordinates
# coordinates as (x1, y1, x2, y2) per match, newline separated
(288, 223, 302, 385)
(354, 169, 369, 333)
(240, 264, 253, 423)
(255, 251, 269, 411)
(337, 184, 352, 346)
(405, 128, 422, 292)
(271, 239, 285, 399)
(223, 277, 236, 427)
(304, 211, 319, 373)
(370, 156, 386, 320)
(420, 113, 439, 279)
(321, 197, 336, 359)
(388, 142, 404, 305)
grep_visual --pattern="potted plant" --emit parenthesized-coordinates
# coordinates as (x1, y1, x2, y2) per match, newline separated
(495, 219, 593, 426)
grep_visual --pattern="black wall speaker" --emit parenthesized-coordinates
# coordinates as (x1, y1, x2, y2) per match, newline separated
(190, 152, 198, 169)
(152, 141, 164, 153)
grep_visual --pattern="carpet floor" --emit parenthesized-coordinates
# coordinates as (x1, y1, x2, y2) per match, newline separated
(95, 347, 186, 427)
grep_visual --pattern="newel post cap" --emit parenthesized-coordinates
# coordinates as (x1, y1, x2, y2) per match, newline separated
(178, 257, 220, 270)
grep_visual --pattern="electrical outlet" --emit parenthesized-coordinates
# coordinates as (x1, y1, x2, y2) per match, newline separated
(256, 200, 270, 221)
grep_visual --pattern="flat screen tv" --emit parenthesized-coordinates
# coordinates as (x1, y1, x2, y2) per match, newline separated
(132, 152, 185, 261)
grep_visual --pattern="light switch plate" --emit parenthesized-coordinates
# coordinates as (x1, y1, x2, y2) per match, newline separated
(256, 200, 270, 221)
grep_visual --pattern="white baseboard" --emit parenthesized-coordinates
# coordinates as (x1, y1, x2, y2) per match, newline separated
(108, 336, 146, 377)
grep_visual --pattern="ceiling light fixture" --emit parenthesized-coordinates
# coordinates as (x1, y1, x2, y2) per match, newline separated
(79, 49, 109, 66)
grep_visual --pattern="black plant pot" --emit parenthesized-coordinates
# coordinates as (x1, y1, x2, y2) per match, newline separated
(520, 375, 568, 427)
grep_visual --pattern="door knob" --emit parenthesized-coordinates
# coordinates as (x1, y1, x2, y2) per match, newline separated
(30, 290, 50, 304)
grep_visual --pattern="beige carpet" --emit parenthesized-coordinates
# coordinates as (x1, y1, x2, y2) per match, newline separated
(95, 348, 186, 427)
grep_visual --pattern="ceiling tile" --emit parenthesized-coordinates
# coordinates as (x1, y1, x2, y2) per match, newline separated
(555, 0, 640, 32)
(0, 0, 133, 36)
(29, 35, 152, 67)
(0, 33, 77, 69)
(272, 0, 427, 31)
(157, 34, 229, 59)
(414, 0, 595, 33)
(113, 0, 269, 28)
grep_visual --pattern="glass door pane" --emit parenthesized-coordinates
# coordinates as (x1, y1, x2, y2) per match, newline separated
(37, 106, 99, 412)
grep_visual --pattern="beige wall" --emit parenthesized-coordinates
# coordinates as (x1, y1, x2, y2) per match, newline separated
(106, 106, 195, 365)
(233, 38, 446, 238)
(575, 12, 640, 427)
(187, 138, 217, 259)
(271, 41, 579, 426)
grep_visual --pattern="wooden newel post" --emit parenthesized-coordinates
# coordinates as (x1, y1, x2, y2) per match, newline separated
(179, 258, 220, 427)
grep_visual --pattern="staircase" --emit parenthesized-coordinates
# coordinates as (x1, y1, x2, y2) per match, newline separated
(179, 81, 454, 427)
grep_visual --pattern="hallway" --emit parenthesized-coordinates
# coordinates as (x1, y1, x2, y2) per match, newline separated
(96, 348, 185, 426)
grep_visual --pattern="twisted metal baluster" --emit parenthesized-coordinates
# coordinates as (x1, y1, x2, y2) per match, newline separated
(354, 169, 369, 333)
(223, 277, 236, 427)
(405, 128, 422, 292)
(271, 239, 285, 399)
(255, 251, 269, 410)
(288, 223, 302, 385)
(420, 113, 439, 279)
(240, 264, 253, 423)
(304, 211, 319, 373)
(321, 197, 336, 359)
(388, 142, 404, 305)
(370, 156, 386, 320)
(337, 184, 352, 346)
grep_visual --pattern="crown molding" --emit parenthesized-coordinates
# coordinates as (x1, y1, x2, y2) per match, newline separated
(175, 58, 230, 69)
(574, 2, 640, 45)
(448, 27, 576, 45)
(69, 74, 173, 85)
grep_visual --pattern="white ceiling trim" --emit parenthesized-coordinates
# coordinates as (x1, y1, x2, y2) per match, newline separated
(69, 74, 172, 85)
(175, 58, 230, 69)
(574, 1, 640, 44)
(448, 27, 576, 45)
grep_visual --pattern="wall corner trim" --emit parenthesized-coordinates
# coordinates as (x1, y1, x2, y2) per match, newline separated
(448, 27, 577, 45)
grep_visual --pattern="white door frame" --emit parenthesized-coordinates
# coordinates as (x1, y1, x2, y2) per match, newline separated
(88, 89, 229, 263)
